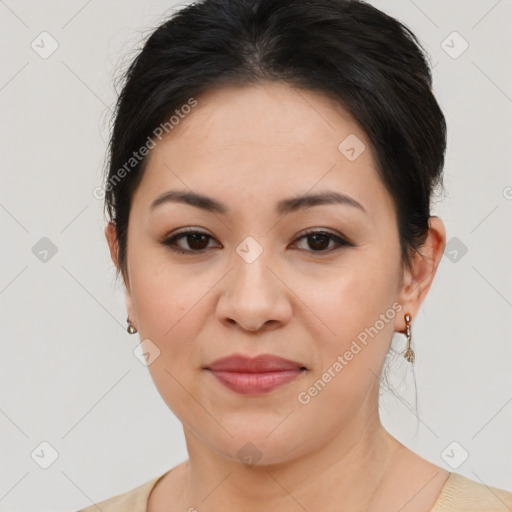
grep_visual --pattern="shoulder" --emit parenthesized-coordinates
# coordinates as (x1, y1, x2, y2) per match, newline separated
(431, 472, 512, 511)
(75, 473, 166, 512)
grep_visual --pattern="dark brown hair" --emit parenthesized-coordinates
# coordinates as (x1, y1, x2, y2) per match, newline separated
(103, 0, 446, 283)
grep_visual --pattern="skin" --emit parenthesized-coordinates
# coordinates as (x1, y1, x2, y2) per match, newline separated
(106, 81, 448, 511)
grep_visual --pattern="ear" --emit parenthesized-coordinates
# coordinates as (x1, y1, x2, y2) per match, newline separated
(395, 216, 446, 331)
(105, 221, 120, 269)
(105, 222, 137, 329)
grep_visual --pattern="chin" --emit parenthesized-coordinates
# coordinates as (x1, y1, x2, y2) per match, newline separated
(202, 423, 309, 467)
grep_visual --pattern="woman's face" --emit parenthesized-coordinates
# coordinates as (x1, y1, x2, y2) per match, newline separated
(111, 82, 417, 465)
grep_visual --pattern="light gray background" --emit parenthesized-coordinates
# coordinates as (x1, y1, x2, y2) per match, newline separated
(1, 0, 511, 510)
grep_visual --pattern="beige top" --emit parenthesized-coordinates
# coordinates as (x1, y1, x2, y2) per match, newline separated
(76, 470, 512, 511)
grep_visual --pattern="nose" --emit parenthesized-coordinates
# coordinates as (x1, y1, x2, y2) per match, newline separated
(216, 250, 293, 333)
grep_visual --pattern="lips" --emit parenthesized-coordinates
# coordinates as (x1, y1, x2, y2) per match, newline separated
(206, 354, 306, 372)
(205, 354, 307, 395)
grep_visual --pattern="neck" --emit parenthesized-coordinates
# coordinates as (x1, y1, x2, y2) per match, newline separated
(179, 414, 400, 512)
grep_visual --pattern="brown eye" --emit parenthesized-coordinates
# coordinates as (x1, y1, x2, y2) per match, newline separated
(184, 233, 210, 250)
(162, 230, 219, 254)
(162, 228, 353, 256)
(306, 233, 331, 251)
(293, 230, 353, 253)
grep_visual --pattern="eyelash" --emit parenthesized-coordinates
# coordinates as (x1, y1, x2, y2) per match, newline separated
(161, 228, 354, 256)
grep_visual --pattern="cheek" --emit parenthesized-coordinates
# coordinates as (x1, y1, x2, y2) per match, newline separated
(302, 259, 400, 392)
(131, 271, 177, 336)
(127, 237, 209, 337)
(128, 258, 210, 416)
(296, 271, 398, 418)
(313, 262, 397, 332)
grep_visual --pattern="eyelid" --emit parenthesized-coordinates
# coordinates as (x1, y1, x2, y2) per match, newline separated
(294, 227, 352, 243)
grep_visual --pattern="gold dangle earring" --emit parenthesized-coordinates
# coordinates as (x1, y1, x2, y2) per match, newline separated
(403, 313, 415, 363)
(126, 316, 138, 334)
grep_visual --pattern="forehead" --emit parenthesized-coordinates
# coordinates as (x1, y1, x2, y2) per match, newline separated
(160, 81, 366, 157)
(133, 82, 393, 224)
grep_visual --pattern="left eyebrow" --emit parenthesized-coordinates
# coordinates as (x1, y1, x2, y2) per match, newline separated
(276, 190, 366, 215)
(149, 189, 366, 215)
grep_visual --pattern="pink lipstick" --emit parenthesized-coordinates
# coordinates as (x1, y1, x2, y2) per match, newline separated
(205, 354, 306, 395)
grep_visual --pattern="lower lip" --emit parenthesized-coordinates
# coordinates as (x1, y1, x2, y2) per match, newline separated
(207, 369, 304, 395)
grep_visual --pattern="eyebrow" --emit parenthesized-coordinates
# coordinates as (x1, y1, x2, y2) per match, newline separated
(150, 189, 366, 215)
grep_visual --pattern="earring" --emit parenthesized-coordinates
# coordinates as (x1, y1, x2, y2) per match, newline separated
(126, 316, 138, 334)
(403, 313, 415, 363)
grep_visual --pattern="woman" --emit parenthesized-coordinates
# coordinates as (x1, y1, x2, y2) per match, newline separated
(78, 0, 512, 510)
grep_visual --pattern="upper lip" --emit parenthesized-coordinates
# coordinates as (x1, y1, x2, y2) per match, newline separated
(205, 354, 307, 372)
